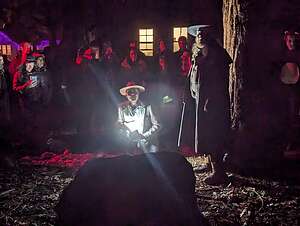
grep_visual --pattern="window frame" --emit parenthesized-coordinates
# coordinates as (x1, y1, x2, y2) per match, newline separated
(0, 44, 12, 56)
(139, 28, 154, 56)
(173, 27, 188, 52)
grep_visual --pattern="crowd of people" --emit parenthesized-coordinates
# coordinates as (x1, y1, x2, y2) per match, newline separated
(0, 26, 196, 153)
(1, 24, 299, 185)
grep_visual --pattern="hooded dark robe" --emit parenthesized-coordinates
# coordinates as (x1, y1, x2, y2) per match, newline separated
(191, 40, 232, 158)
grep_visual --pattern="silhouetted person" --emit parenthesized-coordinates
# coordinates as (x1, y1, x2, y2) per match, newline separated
(174, 36, 190, 74)
(74, 26, 101, 135)
(9, 42, 33, 77)
(189, 25, 232, 185)
(12, 55, 52, 147)
(99, 41, 120, 89)
(121, 48, 147, 85)
(278, 30, 300, 150)
(152, 40, 174, 102)
(129, 40, 146, 60)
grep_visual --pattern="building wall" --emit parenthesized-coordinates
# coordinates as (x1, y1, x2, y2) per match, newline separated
(1, 0, 223, 56)
(81, 0, 223, 54)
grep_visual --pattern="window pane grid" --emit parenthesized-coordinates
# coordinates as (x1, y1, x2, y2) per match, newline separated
(7, 45, 11, 55)
(146, 29, 153, 36)
(1, 45, 6, 55)
(146, 36, 153, 42)
(139, 29, 147, 36)
(0, 45, 12, 55)
(139, 28, 153, 56)
(140, 36, 147, 42)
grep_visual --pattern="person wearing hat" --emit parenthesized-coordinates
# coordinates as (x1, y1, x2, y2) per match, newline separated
(117, 81, 160, 153)
(11, 55, 37, 136)
(12, 55, 37, 93)
(13, 54, 52, 134)
(9, 42, 33, 77)
(188, 25, 232, 185)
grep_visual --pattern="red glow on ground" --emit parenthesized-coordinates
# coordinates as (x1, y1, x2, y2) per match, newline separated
(20, 147, 198, 168)
(20, 149, 120, 168)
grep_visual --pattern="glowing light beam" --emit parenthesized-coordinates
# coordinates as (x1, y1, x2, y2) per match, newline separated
(0, 31, 19, 49)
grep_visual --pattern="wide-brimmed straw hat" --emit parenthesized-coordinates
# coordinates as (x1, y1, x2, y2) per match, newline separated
(120, 81, 145, 96)
(188, 25, 212, 37)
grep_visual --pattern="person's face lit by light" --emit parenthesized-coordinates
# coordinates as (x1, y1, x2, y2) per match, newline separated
(36, 57, 45, 68)
(129, 41, 137, 49)
(25, 62, 34, 72)
(126, 88, 140, 105)
(129, 49, 137, 62)
(195, 30, 208, 48)
(178, 37, 186, 50)
(285, 34, 296, 51)
(159, 40, 166, 53)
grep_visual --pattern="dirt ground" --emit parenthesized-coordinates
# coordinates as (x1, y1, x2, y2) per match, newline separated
(0, 155, 299, 226)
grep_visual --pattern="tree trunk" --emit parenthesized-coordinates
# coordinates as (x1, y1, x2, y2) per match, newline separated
(223, 0, 300, 129)
(223, 0, 300, 168)
(223, 0, 247, 129)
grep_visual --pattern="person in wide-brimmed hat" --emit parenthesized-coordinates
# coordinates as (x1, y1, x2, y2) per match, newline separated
(119, 81, 145, 96)
(12, 55, 36, 92)
(188, 24, 233, 185)
(188, 25, 212, 37)
(117, 81, 160, 153)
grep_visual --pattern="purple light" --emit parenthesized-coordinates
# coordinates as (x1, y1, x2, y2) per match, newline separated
(36, 39, 62, 50)
(0, 32, 62, 51)
(0, 31, 19, 49)
(36, 40, 50, 50)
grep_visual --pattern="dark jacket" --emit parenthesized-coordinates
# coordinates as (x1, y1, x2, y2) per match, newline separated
(117, 101, 160, 139)
(13, 68, 52, 106)
(191, 41, 232, 155)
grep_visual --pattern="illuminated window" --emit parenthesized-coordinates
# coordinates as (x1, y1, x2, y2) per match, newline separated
(139, 28, 153, 56)
(173, 27, 188, 52)
(0, 45, 12, 56)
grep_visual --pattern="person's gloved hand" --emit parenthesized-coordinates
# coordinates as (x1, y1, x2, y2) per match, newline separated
(130, 130, 144, 142)
(116, 122, 130, 139)
(137, 139, 149, 149)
